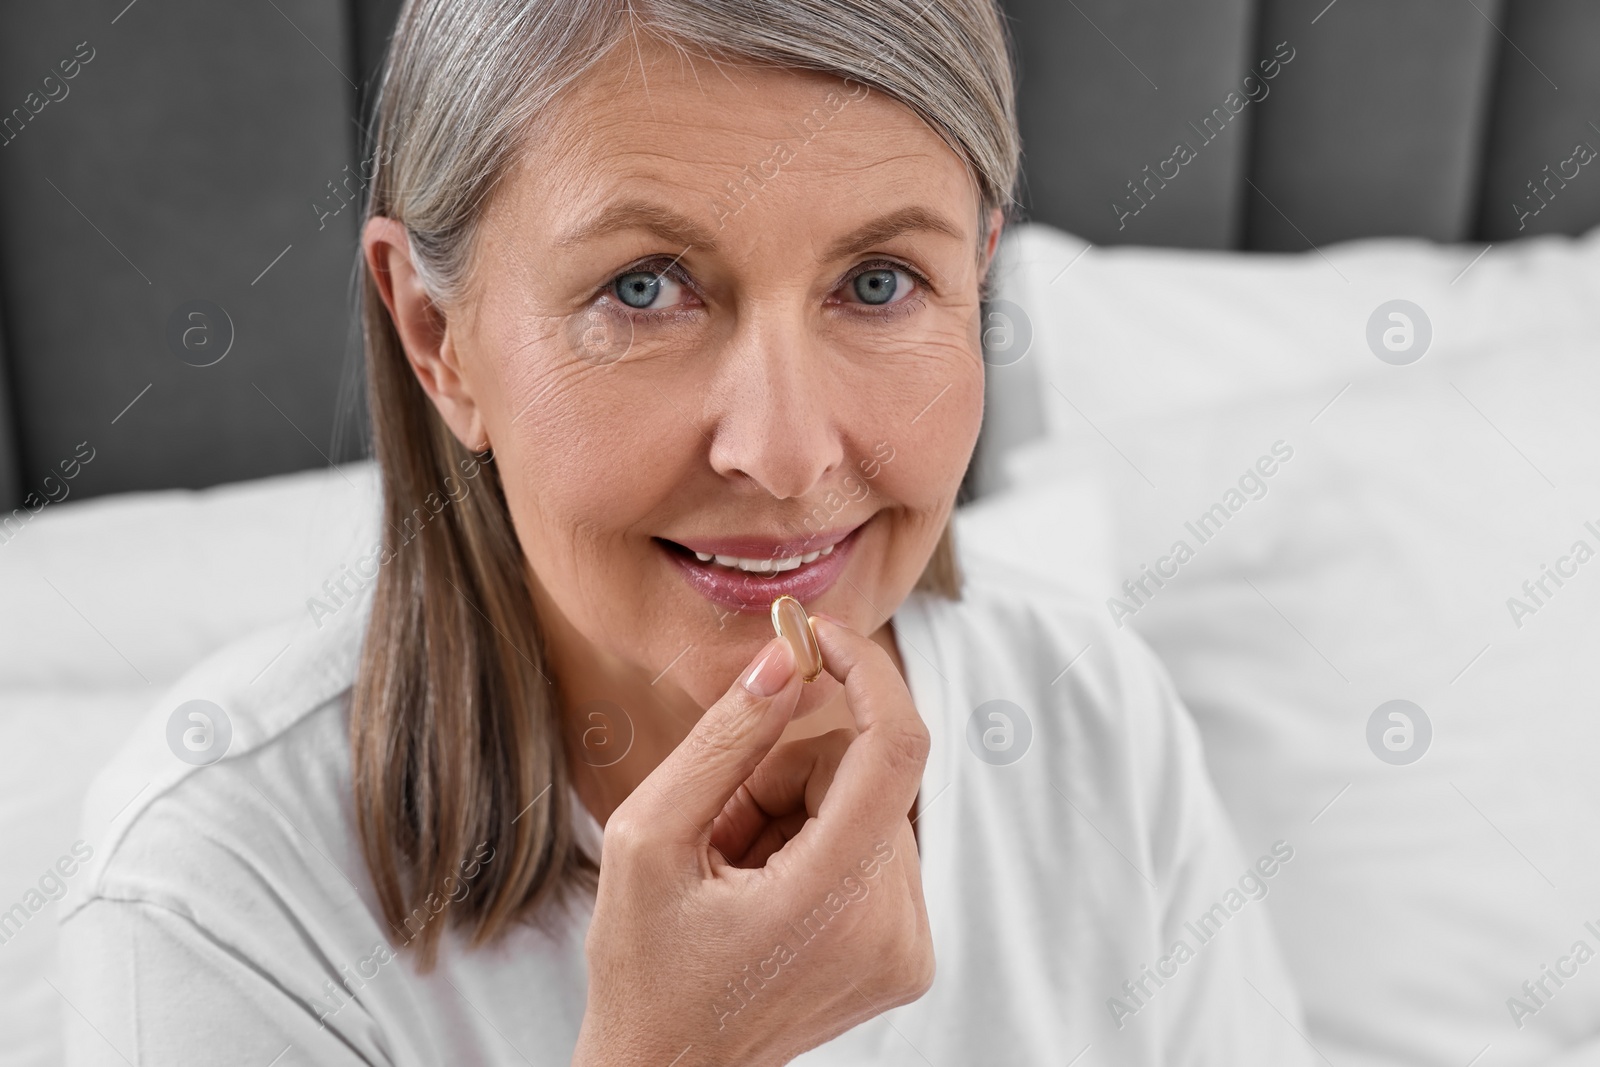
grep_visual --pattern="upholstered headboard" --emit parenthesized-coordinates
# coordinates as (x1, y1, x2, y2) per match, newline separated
(1010, 0, 1600, 249)
(0, 0, 1595, 509)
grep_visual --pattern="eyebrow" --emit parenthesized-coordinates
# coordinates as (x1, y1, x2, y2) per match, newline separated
(822, 205, 967, 261)
(553, 199, 967, 261)
(555, 200, 718, 252)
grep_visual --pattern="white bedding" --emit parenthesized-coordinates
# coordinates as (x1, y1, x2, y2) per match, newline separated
(985, 222, 1600, 1065)
(0, 462, 382, 1066)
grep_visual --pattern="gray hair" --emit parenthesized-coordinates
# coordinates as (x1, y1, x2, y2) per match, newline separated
(352, 0, 1021, 965)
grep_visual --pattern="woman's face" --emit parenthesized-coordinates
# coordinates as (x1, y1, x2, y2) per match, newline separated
(378, 38, 999, 720)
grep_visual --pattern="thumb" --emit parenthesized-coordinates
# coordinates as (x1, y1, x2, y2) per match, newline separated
(633, 636, 802, 850)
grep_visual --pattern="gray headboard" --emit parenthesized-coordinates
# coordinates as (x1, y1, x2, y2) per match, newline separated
(1011, 0, 1600, 249)
(1, 0, 1595, 510)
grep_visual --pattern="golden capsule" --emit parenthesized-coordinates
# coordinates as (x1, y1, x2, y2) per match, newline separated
(770, 595, 823, 684)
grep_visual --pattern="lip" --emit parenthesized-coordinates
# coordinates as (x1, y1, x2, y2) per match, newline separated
(658, 522, 864, 612)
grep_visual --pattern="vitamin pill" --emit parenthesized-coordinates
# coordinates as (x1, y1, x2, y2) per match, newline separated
(770, 595, 823, 683)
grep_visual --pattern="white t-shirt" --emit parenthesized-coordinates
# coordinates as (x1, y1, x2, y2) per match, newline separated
(59, 548, 1313, 1065)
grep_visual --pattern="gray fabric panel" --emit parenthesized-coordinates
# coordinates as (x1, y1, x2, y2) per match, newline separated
(1473, 0, 1600, 240)
(0, 299, 18, 508)
(0, 0, 359, 505)
(354, 0, 406, 129)
(1004, 0, 1258, 249)
(1243, 0, 1504, 250)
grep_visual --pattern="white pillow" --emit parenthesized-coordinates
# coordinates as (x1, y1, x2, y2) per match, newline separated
(0, 460, 381, 690)
(0, 461, 381, 1067)
(954, 438, 1117, 605)
(993, 221, 1600, 1065)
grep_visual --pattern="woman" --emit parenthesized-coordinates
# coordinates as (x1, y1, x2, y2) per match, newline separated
(61, 0, 1311, 1063)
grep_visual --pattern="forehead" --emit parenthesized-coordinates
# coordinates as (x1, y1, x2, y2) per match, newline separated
(493, 35, 979, 246)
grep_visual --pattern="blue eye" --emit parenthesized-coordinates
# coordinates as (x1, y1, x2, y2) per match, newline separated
(615, 270, 663, 309)
(609, 265, 693, 316)
(853, 268, 899, 305)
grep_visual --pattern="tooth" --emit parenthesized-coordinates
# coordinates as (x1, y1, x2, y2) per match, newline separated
(705, 551, 829, 574)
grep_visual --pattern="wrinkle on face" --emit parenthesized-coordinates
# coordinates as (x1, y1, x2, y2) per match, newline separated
(441, 34, 994, 731)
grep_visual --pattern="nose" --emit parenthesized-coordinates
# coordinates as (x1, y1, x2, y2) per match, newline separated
(704, 315, 845, 500)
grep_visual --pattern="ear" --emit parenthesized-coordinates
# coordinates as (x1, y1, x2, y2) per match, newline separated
(362, 216, 489, 452)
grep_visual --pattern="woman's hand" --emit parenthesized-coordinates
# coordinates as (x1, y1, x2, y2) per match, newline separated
(571, 615, 933, 1067)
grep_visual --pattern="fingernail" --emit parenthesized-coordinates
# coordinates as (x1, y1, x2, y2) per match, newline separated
(771, 596, 823, 683)
(742, 638, 794, 697)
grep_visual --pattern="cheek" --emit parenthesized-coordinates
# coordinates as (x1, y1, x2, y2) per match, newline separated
(922, 354, 985, 480)
(843, 325, 983, 502)
(479, 338, 687, 569)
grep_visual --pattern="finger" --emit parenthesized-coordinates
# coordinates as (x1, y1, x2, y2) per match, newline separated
(708, 730, 853, 861)
(744, 729, 853, 824)
(798, 615, 929, 843)
(714, 799, 809, 868)
(738, 811, 810, 869)
(627, 635, 802, 850)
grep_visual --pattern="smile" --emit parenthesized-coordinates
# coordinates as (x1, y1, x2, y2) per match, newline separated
(689, 543, 837, 574)
(655, 522, 865, 612)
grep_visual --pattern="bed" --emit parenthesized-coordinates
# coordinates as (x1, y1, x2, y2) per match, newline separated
(3, 1, 1599, 1064)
